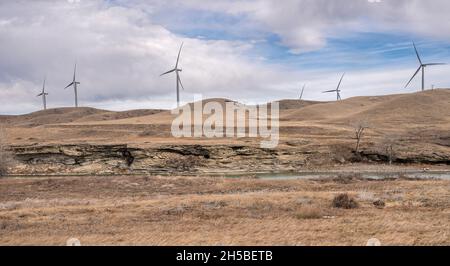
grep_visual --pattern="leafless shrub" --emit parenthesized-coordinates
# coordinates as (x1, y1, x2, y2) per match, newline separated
(351, 120, 370, 155)
(380, 135, 401, 165)
(332, 193, 359, 209)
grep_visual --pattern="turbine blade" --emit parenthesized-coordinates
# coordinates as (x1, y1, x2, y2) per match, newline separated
(300, 84, 305, 99)
(160, 69, 176, 76)
(424, 63, 446, 66)
(37, 93, 43, 97)
(42, 77, 46, 93)
(322, 90, 337, 93)
(178, 75, 185, 90)
(175, 42, 184, 68)
(413, 42, 423, 65)
(336, 73, 345, 91)
(73, 63, 77, 82)
(64, 82, 74, 89)
(405, 66, 421, 88)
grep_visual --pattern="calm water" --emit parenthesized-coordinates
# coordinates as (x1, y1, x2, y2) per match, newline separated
(227, 171, 450, 180)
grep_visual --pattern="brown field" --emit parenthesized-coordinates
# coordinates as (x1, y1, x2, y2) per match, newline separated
(0, 174, 449, 246)
(0, 90, 449, 176)
(1, 89, 449, 148)
(0, 90, 449, 246)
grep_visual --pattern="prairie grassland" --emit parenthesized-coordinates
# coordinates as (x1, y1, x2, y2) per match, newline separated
(0, 175, 449, 246)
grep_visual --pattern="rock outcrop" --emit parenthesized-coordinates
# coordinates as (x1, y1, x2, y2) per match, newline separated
(6, 141, 450, 175)
(8, 144, 300, 175)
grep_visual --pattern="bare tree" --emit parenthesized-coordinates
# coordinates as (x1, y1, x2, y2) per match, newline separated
(351, 120, 370, 154)
(381, 135, 400, 165)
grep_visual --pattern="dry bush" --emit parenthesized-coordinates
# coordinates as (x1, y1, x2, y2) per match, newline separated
(295, 205, 326, 220)
(373, 200, 386, 209)
(332, 193, 359, 209)
(379, 135, 402, 165)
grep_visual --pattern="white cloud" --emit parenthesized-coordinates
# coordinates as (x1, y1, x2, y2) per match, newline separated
(0, 0, 287, 113)
(0, 0, 449, 114)
(177, 0, 450, 53)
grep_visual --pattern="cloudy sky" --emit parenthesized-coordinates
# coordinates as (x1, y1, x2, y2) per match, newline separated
(1, 0, 450, 114)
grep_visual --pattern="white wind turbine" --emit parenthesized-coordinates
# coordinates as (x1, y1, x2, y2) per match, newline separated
(160, 43, 185, 108)
(64, 63, 81, 107)
(323, 73, 345, 101)
(37, 77, 49, 110)
(405, 42, 446, 91)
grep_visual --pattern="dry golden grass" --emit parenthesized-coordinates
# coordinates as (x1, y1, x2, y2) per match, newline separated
(2, 90, 449, 148)
(0, 175, 449, 246)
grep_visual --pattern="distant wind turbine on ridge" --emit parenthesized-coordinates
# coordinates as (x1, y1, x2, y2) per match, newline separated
(323, 73, 345, 101)
(64, 63, 81, 107)
(405, 42, 446, 91)
(37, 77, 49, 110)
(160, 42, 185, 108)
(299, 84, 306, 100)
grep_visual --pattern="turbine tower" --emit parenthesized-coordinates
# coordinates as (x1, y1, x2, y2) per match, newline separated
(323, 73, 345, 101)
(405, 42, 446, 91)
(37, 77, 49, 110)
(64, 63, 81, 107)
(299, 84, 306, 100)
(160, 42, 185, 108)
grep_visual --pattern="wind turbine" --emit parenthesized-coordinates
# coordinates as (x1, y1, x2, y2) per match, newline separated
(323, 73, 345, 101)
(299, 84, 306, 100)
(405, 42, 446, 91)
(64, 63, 81, 107)
(160, 42, 185, 108)
(37, 77, 49, 110)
